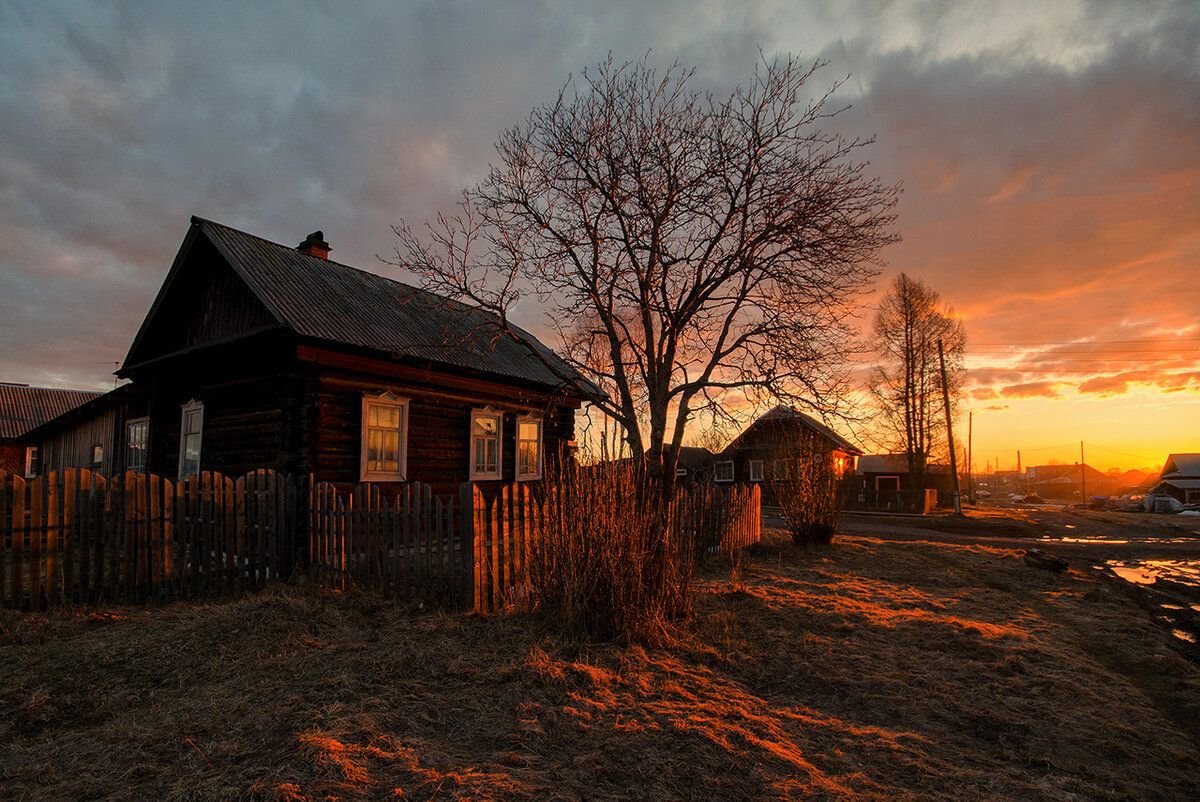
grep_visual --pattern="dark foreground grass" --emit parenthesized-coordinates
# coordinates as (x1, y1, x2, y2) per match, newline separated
(2, 532, 1198, 800)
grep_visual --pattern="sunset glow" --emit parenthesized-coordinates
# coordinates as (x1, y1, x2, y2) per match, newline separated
(0, 1, 1196, 470)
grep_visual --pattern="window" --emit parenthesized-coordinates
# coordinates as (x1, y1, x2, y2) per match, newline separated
(91, 445, 104, 470)
(675, 467, 688, 477)
(126, 418, 148, 473)
(24, 446, 39, 478)
(516, 416, 542, 480)
(178, 400, 204, 479)
(470, 408, 503, 480)
(360, 393, 409, 481)
(748, 459, 764, 482)
(715, 460, 734, 483)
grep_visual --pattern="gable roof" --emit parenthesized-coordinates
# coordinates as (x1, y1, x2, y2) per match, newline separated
(726, 405, 862, 455)
(1161, 453, 1200, 479)
(122, 217, 593, 396)
(0, 383, 101, 440)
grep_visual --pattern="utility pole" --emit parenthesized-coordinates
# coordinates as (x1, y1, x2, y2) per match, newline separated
(1080, 441, 1086, 505)
(967, 410, 974, 504)
(938, 338, 962, 515)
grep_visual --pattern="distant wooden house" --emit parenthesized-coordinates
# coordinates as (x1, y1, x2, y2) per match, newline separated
(31, 217, 594, 495)
(1025, 463, 1114, 499)
(674, 446, 716, 481)
(0, 383, 99, 476)
(853, 454, 952, 511)
(1151, 453, 1200, 504)
(710, 406, 861, 505)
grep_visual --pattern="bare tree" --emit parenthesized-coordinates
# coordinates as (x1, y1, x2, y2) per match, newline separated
(868, 273, 966, 493)
(393, 54, 899, 483)
(766, 427, 843, 545)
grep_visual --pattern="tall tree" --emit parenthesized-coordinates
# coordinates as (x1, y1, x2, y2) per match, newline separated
(869, 273, 966, 492)
(393, 55, 899, 482)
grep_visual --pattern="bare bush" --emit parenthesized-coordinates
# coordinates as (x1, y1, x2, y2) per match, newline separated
(526, 462, 694, 645)
(767, 434, 842, 546)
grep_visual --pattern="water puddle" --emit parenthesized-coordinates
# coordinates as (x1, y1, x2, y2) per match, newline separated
(1106, 560, 1200, 589)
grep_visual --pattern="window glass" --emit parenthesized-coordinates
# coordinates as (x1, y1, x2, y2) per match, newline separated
(749, 460, 764, 482)
(179, 401, 203, 478)
(517, 418, 542, 479)
(715, 461, 734, 482)
(363, 397, 407, 479)
(471, 410, 502, 479)
(127, 418, 148, 473)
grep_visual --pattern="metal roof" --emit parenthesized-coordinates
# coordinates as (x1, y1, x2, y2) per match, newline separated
(1156, 478, 1200, 491)
(165, 218, 591, 394)
(1161, 453, 1200, 479)
(727, 405, 862, 455)
(0, 383, 101, 440)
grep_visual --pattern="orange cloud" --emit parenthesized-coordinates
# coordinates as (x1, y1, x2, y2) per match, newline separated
(998, 382, 1061, 399)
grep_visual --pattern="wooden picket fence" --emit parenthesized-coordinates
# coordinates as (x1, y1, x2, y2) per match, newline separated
(307, 481, 468, 607)
(2, 468, 761, 614)
(0, 468, 294, 610)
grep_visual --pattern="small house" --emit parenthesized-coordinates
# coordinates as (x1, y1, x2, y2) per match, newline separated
(711, 405, 861, 504)
(1150, 454, 1200, 504)
(31, 217, 594, 495)
(0, 382, 100, 476)
(853, 454, 953, 511)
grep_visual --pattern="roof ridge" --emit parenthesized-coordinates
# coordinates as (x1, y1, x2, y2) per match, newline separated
(0, 384, 102, 395)
(192, 215, 462, 306)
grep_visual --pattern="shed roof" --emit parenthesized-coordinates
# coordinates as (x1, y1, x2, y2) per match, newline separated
(1160, 453, 1200, 479)
(124, 217, 593, 396)
(0, 383, 101, 440)
(1155, 478, 1200, 491)
(726, 405, 862, 455)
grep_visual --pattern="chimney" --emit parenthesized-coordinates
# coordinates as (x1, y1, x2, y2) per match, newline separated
(298, 230, 331, 259)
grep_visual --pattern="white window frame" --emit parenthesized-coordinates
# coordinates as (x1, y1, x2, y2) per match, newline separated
(675, 467, 688, 477)
(24, 446, 38, 478)
(178, 399, 204, 479)
(470, 407, 503, 481)
(126, 417, 149, 474)
(715, 460, 735, 483)
(360, 392, 409, 482)
(90, 444, 104, 470)
(515, 415, 543, 481)
(748, 459, 764, 482)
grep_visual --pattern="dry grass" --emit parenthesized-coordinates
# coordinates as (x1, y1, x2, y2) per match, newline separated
(2, 531, 1198, 800)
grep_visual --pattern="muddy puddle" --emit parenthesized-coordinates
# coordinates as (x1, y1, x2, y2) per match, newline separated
(1103, 559, 1200, 644)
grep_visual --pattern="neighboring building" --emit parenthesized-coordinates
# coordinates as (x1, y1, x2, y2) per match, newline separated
(1151, 454, 1200, 504)
(31, 217, 594, 495)
(0, 382, 100, 476)
(1025, 463, 1114, 499)
(28, 383, 148, 477)
(674, 446, 716, 481)
(712, 405, 862, 504)
(854, 454, 954, 511)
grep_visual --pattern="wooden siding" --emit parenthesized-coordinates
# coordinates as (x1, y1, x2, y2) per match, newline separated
(39, 406, 120, 475)
(125, 235, 277, 368)
(0, 443, 25, 475)
(310, 370, 576, 496)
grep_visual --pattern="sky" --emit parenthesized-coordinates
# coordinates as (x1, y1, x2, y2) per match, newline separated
(0, 0, 1196, 472)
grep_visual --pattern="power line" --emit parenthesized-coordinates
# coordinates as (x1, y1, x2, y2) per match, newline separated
(967, 338, 1200, 345)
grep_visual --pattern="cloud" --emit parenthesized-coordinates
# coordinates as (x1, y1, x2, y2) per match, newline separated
(999, 382, 1062, 399)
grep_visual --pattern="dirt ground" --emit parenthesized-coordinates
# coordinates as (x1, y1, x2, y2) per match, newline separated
(2, 523, 1199, 800)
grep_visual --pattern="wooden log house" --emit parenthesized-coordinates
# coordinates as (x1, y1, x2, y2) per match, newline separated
(0, 383, 100, 476)
(30, 217, 594, 496)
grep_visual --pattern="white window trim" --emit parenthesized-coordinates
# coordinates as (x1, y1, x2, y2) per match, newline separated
(470, 407, 504, 481)
(360, 392, 410, 482)
(675, 467, 688, 477)
(715, 460, 735, 483)
(126, 417, 149, 473)
(748, 459, 764, 482)
(91, 444, 104, 469)
(515, 415, 543, 481)
(177, 399, 204, 479)
(24, 446, 38, 478)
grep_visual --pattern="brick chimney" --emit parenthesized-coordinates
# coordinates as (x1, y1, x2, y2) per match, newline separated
(297, 230, 331, 259)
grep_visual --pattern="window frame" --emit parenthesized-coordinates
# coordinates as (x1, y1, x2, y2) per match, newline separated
(748, 459, 764, 482)
(90, 444, 104, 470)
(359, 392, 410, 482)
(177, 399, 204, 479)
(126, 417, 149, 474)
(515, 415, 543, 481)
(469, 407, 504, 481)
(24, 446, 38, 479)
(715, 460, 735, 483)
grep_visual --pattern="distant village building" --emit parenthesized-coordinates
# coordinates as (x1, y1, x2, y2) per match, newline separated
(1025, 463, 1115, 499)
(0, 383, 99, 476)
(853, 454, 952, 512)
(26, 217, 595, 495)
(1150, 453, 1200, 504)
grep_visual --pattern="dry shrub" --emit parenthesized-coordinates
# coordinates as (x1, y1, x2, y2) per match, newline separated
(526, 461, 694, 645)
(768, 434, 841, 546)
